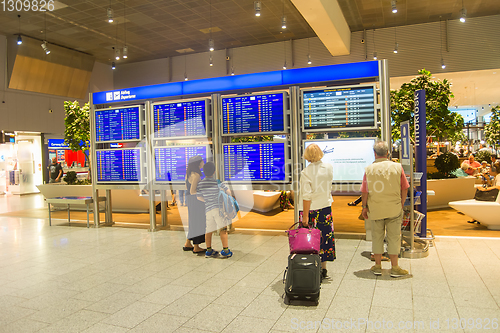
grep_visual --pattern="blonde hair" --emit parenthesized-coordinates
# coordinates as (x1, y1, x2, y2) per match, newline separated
(304, 143, 324, 163)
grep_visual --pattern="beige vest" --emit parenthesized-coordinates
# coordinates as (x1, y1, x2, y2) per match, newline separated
(365, 158, 403, 220)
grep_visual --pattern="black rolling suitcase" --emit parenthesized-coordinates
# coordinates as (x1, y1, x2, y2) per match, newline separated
(284, 253, 321, 304)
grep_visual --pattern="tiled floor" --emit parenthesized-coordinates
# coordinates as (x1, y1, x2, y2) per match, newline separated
(0, 194, 499, 333)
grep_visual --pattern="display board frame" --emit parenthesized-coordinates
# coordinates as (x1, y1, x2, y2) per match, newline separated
(95, 147, 145, 184)
(153, 145, 212, 184)
(221, 91, 288, 137)
(221, 141, 290, 184)
(301, 84, 378, 133)
(303, 137, 377, 184)
(151, 97, 210, 140)
(94, 105, 144, 143)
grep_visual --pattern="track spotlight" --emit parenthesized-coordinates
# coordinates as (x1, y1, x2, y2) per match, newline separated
(460, 7, 467, 23)
(111, 62, 116, 70)
(394, 42, 398, 53)
(373, 52, 377, 60)
(254, 1, 261, 17)
(441, 58, 446, 69)
(41, 41, 50, 54)
(107, 8, 114, 23)
(115, 48, 120, 60)
(17, 35, 22, 45)
(307, 54, 312, 65)
(281, 15, 287, 29)
(391, 0, 397, 13)
(209, 39, 214, 52)
(122, 46, 128, 59)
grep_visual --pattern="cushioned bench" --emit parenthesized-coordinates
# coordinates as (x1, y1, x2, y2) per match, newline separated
(448, 192, 500, 230)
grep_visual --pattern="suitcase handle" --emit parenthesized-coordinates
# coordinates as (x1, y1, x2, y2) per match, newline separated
(282, 268, 287, 284)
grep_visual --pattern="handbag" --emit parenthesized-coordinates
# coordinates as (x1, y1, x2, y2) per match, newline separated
(286, 222, 321, 254)
(474, 187, 499, 202)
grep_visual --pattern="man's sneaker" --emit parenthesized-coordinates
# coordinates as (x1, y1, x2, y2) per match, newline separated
(370, 264, 382, 276)
(390, 266, 409, 278)
(220, 249, 233, 258)
(205, 249, 219, 258)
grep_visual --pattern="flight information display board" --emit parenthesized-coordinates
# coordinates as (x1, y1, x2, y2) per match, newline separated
(95, 106, 141, 142)
(223, 142, 287, 182)
(302, 85, 376, 132)
(155, 146, 209, 182)
(96, 148, 142, 182)
(153, 99, 208, 139)
(222, 92, 286, 135)
(304, 138, 376, 183)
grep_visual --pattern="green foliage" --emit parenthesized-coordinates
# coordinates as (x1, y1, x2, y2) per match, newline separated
(476, 150, 492, 164)
(484, 106, 500, 146)
(63, 171, 78, 185)
(231, 136, 274, 143)
(434, 152, 460, 178)
(391, 69, 462, 144)
(64, 101, 90, 160)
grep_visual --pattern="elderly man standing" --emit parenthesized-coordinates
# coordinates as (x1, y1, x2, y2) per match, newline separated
(361, 141, 410, 277)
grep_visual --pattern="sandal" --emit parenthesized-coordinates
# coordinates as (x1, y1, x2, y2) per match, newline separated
(347, 201, 357, 206)
(183, 246, 194, 251)
(193, 248, 206, 254)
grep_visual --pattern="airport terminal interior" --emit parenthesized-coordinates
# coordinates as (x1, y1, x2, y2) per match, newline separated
(0, 0, 500, 332)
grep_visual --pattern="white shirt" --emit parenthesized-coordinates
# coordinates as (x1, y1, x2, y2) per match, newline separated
(298, 161, 334, 211)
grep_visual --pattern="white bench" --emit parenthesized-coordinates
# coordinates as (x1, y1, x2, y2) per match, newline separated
(448, 192, 500, 230)
(46, 196, 106, 228)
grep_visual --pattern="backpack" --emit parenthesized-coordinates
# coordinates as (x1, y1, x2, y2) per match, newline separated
(217, 180, 239, 221)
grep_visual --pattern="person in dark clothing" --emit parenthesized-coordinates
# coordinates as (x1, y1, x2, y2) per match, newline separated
(183, 156, 206, 253)
(49, 157, 63, 183)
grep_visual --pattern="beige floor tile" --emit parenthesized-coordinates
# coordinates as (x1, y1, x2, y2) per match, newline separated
(160, 293, 216, 317)
(182, 303, 245, 332)
(222, 315, 276, 333)
(212, 286, 261, 308)
(85, 291, 145, 314)
(38, 310, 109, 333)
(0, 319, 49, 333)
(372, 286, 413, 310)
(240, 294, 287, 320)
(129, 313, 190, 332)
(101, 301, 165, 328)
(272, 307, 327, 332)
(81, 323, 130, 333)
(28, 298, 94, 323)
(450, 286, 499, 309)
(335, 278, 376, 299)
(326, 295, 372, 320)
(141, 284, 193, 305)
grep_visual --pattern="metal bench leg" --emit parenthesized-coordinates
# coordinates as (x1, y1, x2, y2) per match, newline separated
(67, 204, 70, 225)
(86, 204, 90, 228)
(48, 203, 51, 226)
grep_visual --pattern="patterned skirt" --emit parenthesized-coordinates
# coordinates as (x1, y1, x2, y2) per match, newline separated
(299, 206, 336, 262)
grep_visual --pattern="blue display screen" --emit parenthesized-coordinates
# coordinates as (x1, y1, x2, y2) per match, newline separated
(303, 86, 376, 130)
(155, 146, 208, 182)
(96, 149, 141, 182)
(153, 100, 207, 138)
(95, 107, 141, 142)
(223, 142, 286, 182)
(222, 93, 285, 134)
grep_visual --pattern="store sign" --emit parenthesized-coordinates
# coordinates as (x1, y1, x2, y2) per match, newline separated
(93, 61, 380, 104)
(414, 90, 427, 237)
(48, 139, 68, 149)
(400, 121, 410, 165)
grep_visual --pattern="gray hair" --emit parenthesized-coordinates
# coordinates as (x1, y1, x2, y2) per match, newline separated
(373, 140, 389, 157)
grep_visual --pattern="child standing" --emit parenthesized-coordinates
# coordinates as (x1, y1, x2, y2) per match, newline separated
(196, 162, 233, 258)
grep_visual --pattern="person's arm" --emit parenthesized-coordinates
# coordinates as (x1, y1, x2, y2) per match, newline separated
(302, 200, 311, 226)
(190, 174, 200, 195)
(300, 172, 313, 226)
(56, 165, 63, 181)
(400, 167, 410, 208)
(360, 174, 369, 219)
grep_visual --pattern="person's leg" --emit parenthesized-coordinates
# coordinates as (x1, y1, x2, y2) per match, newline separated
(385, 212, 403, 268)
(205, 232, 212, 248)
(371, 219, 385, 265)
(220, 230, 228, 248)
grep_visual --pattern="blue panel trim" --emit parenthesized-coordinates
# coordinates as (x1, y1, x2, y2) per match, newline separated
(92, 61, 379, 104)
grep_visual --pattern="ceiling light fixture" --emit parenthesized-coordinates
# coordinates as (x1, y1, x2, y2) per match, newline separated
(372, 29, 377, 60)
(393, 26, 398, 53)
(307, 54, 312, 65)
(254, 1, 261, 17)
(184, 55, 188, 80)
(281, 0, 286, 29)
(209, 39, 214, 52)
(373, 51, 377, 60)
(112, 61, 116, 70)
(208, 0, 214, 53)
(17, 15, 22, 45)
(107, 7, 113, 23)
(41, 41, 50, 54)
(115, 48, 120, 60)
(391, 0, 397, 13)
(440, 17, 446, 70)
(307, 38, 312, 65)
(441, 58, 446, 69)
(283, 39, 287, 69)
(209, 55, 213, 67)
(231, 66, 235, 75)
(122, 0, 128, 59)
(460, 0, 466, 23)
(283, 61, 287, 70)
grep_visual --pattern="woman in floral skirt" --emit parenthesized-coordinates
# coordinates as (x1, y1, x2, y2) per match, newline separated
(299, 144, 336, 281)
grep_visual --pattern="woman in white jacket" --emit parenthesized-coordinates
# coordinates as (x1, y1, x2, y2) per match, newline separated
(299, 144, 336, 281)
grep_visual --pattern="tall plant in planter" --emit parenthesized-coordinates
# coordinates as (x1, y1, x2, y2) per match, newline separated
(484, 106, 500, 147)
(64, 100, 91, 169)
(391, 69, 465, 144)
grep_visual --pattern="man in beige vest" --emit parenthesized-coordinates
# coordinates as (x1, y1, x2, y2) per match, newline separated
(361, 141, 410, 277)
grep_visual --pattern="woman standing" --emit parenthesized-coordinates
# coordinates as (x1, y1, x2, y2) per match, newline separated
(299, 144, 335, 281)
(183, 156, 206, 253)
